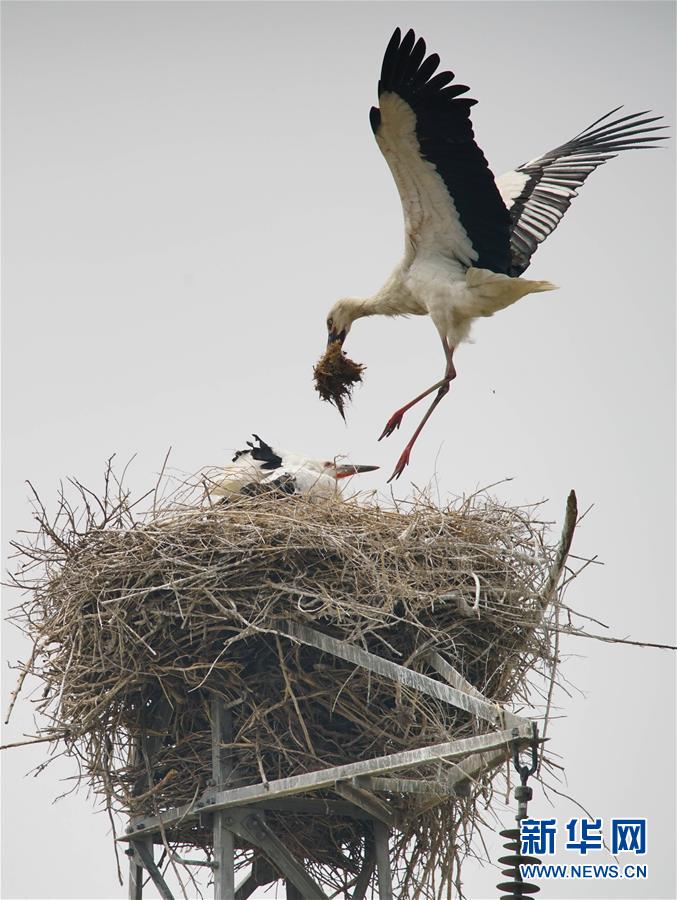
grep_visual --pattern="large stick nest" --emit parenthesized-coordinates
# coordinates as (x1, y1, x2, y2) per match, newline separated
(7, 464, 578, 898)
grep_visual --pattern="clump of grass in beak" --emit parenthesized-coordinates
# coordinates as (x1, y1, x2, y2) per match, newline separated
(313, 342, 365, 420)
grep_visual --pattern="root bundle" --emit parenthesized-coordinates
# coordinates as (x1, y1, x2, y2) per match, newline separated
(313, 342, 365, 419)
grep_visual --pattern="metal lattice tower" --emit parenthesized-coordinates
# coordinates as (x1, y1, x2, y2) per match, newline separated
(122, 620, 537, 899)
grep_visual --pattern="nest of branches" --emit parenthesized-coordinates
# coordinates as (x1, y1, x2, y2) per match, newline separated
(7, 465, 578, 899)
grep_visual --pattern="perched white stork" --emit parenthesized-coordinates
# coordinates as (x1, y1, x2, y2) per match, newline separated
(209, 435, 379, 500)
(325, 27, 666, 481)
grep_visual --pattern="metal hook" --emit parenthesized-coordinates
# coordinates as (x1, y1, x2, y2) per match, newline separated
(511, 723, 539, 785)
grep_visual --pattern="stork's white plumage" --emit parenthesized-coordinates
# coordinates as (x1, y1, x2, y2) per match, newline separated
(324, 27, 667, 481)
(209, 435, 378, 500)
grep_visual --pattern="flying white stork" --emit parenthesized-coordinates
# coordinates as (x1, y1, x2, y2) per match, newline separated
(208, 434, 379, 500)
(325, 27, 666, 481)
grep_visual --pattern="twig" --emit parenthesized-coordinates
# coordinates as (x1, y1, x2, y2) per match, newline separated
(1, 733, 65, 751)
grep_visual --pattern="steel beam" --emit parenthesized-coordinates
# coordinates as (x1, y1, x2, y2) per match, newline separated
(121, 727, 533, 841)
(444, 747, 510, 790)
(170, 853, 215, 868)
(358, 776, 457, 797)
(127, 844, 144, 900)
(373, 823, 393, 900)
(361, 747, 510, 797)
(211, 697, 235, 900)
(251, 797, 374, 819)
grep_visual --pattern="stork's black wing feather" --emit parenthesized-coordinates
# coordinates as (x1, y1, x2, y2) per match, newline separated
(371, 28, 512, 273)
(240, 473, 297, 497)
(497, 108, 668, 275)
(232, 434, 282, 471)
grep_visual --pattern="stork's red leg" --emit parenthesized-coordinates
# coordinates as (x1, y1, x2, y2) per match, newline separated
(387, 384, 451, 481)
(387, 342, 456, 482)
(379, 339, 456, 441)
(379, 379, 448, 440)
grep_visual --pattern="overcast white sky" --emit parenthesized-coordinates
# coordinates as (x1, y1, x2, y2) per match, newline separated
(2, 2, 675, 898)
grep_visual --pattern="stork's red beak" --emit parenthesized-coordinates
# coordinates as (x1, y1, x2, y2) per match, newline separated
(327, 328, 347, 348)
(334, 464, 379, 479)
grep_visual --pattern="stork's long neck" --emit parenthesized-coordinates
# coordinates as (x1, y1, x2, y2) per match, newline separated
(353, 271, 422, 319)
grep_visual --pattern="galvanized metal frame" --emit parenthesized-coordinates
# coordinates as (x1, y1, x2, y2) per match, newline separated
(211, 699, 236, 898)
(123, 620, 536, 899)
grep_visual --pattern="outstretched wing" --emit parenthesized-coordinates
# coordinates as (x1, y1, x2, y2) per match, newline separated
(497, 108, 668, 276)
(370, 28, 512, 274)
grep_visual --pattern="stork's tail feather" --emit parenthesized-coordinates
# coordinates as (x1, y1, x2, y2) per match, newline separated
(523, 278, 558, 293)
(464, 267, 558, 316)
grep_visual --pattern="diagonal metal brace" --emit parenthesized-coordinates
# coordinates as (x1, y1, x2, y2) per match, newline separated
(221, 808, 327, 900)
(334, 780, 398, 828)
(234, 857, 278, 900)
(234, 875, 259, 900)
(281, 621, 526, 730)
(132, 840, 175, 900)
(352, 840, 376, 900)
(425, 651, 487, 701)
